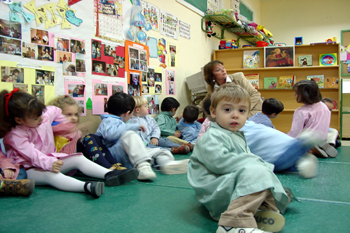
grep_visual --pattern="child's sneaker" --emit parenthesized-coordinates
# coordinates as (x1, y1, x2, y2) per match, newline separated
(183, 143, 194, 151)
(84, 181, 104, 198)
(254, 210, 285, 232)
(104, 168, 139, 186)
(318, 143, 338, 158)
(311, 146, 328, 158)
(0, 179, 35, 197)
(296, 153, 318, 178)
(137, 161, 156, 180)
(171, 145, 190, 154)
(160, 159, 189, 175)
(217, 226, 270, 233)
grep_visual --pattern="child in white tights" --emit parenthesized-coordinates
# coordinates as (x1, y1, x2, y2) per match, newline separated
(1, 89, 138, 198)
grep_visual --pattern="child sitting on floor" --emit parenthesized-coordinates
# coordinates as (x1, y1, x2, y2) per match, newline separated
(321, 97, 341, 148)
(129, 96, 190, 154)
(2, 89, 138, 199)
(188, 83, 290, 233)
(95, 92, 189, 181)
(248, 98, 284, 128)
(155, 97, 193, 150)
(176, 105, 201, 144)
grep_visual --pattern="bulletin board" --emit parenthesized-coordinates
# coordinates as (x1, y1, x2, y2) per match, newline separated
(341, 29, 350, 76)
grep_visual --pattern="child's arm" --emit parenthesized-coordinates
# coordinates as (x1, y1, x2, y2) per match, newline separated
(0, 148, 19, 179)
(287, 110, 307, 138)
(97, 118, 141, 143)
(46, 106, 69, 125)
(147, 116, 161, 139)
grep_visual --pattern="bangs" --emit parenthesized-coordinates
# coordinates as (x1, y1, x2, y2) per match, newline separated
(27, 98, 46, 118)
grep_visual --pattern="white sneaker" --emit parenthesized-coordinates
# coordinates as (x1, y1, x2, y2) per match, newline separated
(137, 162, 156, 180)
(297, 129, 324, 148)
(217, 226, 271, 233)
(296, 153, 318, 178)
(160, 159, 189, 175)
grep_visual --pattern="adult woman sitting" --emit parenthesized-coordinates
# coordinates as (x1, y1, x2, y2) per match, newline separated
(202, 60, 262, 118)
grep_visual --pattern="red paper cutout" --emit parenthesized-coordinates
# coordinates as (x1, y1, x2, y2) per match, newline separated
(68, 0, 82, 6)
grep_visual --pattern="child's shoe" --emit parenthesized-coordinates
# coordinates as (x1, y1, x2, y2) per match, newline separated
(318, 143, 338, 158)
(217, 226, 270, 233)
(297, 129, 323, 148)
(254, 210, 285, 232)
(183, 143, 194, 151)
(335, 139, 341, 148)
(171, 145, 190, 154)
(0, 179, 35, 197)
(160, 159, 189, 175)
(311, 145, 328, 158)
(137, 161, 156, 180)
(84, 181, 104, 198)
(104, 168, 139, 186)
(296, 153, 318, 178)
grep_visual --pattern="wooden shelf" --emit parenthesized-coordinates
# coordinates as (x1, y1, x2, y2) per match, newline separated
(214, 43, 341, 132)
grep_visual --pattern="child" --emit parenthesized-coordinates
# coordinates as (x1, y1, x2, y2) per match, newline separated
(197, 98, 214, 141)
(95, 92, 189, 180)
(321, 97, 341, 148)
(288, 80, 337, 158)
(129, 96, 190, 154)
(176, 105, 201, 144)
(188, 84, 290, 233)
(155, 97, 194, 150)
(248, 98, 284, 128)
(1, 89, 138, 199)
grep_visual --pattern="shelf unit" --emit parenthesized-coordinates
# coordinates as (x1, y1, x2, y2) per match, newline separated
(201, 14, 263, 45)
(213, 43, 340, 133)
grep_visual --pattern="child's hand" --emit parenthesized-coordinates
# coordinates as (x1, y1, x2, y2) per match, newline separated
(174, 114, 182, 122)
(78, 121, 93, 133)
(174, 131, 181, 138)
(140, 125, 146, 132)
(3, 169, 15, 179)
(150, 138, 158, 146)
(52, 160, 64, 173)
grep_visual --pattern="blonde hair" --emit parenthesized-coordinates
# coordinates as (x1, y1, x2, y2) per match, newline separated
(49, 95, 82, 121)
(211, 83, 251, 110)
(132, 96, 148, 108)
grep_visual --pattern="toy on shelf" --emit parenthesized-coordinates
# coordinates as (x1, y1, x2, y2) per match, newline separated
(218, 39, 238, 50)
(326, 37, 337, 42)
(206, 21, 216, 37)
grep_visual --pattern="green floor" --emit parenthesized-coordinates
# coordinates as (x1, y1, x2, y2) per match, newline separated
(1, 147, 350, 233)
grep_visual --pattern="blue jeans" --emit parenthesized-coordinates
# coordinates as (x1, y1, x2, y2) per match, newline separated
(146, 137, 181, 151)
(0, 167, 27, 180)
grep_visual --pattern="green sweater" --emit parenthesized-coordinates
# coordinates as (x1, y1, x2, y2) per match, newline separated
(155, 111, 177, 137)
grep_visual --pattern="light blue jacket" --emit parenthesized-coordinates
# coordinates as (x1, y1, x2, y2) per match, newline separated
(176, 118, 201, 143)
(129, 115, 160, 144)
(187, 122, 289, 221)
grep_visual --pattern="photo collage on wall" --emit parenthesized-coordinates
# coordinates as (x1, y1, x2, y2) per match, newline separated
(165, 69, 175, 95)
(65, 78, 87, 116)
(91, 39, 125, 77)
(143, 94, 159, 115)
(0, 19, 22, 56)
(129, 47, 148, 72)
(140, 67, 162, 95)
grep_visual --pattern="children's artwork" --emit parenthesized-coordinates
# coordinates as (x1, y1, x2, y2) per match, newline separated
(7, 1, 35, 24)
(30, 28, 50, 45)
(126, 0, 151, 43)
(307, 75, 324, 88)
(298, 55, 312, 66)
(245, 74, 259, 89)
(326, 77, 339, 88)
(265, 46, 294, 68)
(165, 69, 175, 95)
(38, 45, 54, 61)
(1, 66, 24, 83)
(168, 43, 177, 67)
(22, 42, 38, 60)
(278, 75, 295, 89)
(146, 37, 158, 58)
(143, 94, 159, 114)
(243, 50, 259, 68)
(159, 10, 179, 40)
(141, 0, 159, 31)
(64, 78, 86, 116)
(0, 18, 22, 39)
(179, 20, 190, 39)
(94, 0, 123, 42)
(319, 53, 337, 66)
(158, 38, 167, 68)
(263, 77, 278, 89)
(0, 36, 21, 56)
(35, 69, 54, 85)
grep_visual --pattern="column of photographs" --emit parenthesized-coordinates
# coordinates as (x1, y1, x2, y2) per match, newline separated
(0, 19, 22, 56)
(91, 39, 125, 77)
(65, 78, 87, 116)
(138, 67, 162, 96)
(1, 65, 55, 104)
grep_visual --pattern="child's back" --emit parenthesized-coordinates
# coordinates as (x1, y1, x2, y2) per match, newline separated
(248, 98, 284, 129)
(176, 105, 201, 144)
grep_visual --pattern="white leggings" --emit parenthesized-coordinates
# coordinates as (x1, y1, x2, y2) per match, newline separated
(26, 154, 110, 192)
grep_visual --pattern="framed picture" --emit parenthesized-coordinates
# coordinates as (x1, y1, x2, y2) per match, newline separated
(319, 53, 337, 66)
(295, 37, 303, 45)
(341, 29, 350, 76)
(264, 46, 294, 68)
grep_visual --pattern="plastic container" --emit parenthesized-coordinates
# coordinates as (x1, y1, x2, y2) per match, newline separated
(256, 41, 269, 47)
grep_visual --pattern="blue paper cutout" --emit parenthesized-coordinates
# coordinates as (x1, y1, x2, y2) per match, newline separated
(65, 10, 82, 26)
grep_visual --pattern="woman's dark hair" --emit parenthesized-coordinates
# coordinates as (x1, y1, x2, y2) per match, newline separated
(160, 97, 180, 111)
(293, 80, 322, 104)
(203, 60, 223, 92)
(107, 92, 135, 116)
(0, 90, 46, 138)
(202, 97, 211, 117)
(183, 105, 199, 123)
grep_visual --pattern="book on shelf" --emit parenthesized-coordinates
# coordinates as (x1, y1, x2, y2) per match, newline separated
(307, 75, 324, 88)
(319, 53, 337, 66)
(264, 77, 278, 89)
(278, 75, 295, 89)
(326, 77, 339, 88)
(245, 74, 259, 89)
(298, 55, 312, 66)
(243, 50, 260, 68)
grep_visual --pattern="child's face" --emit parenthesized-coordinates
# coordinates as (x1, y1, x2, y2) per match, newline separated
(324, 102, 334, 111)
(62, 104, 79, 123)
(210, 99, 249, 133)
(16, 114, 43, 128)
(170, 108, 177, 117)
(138, 103, 149, 117)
